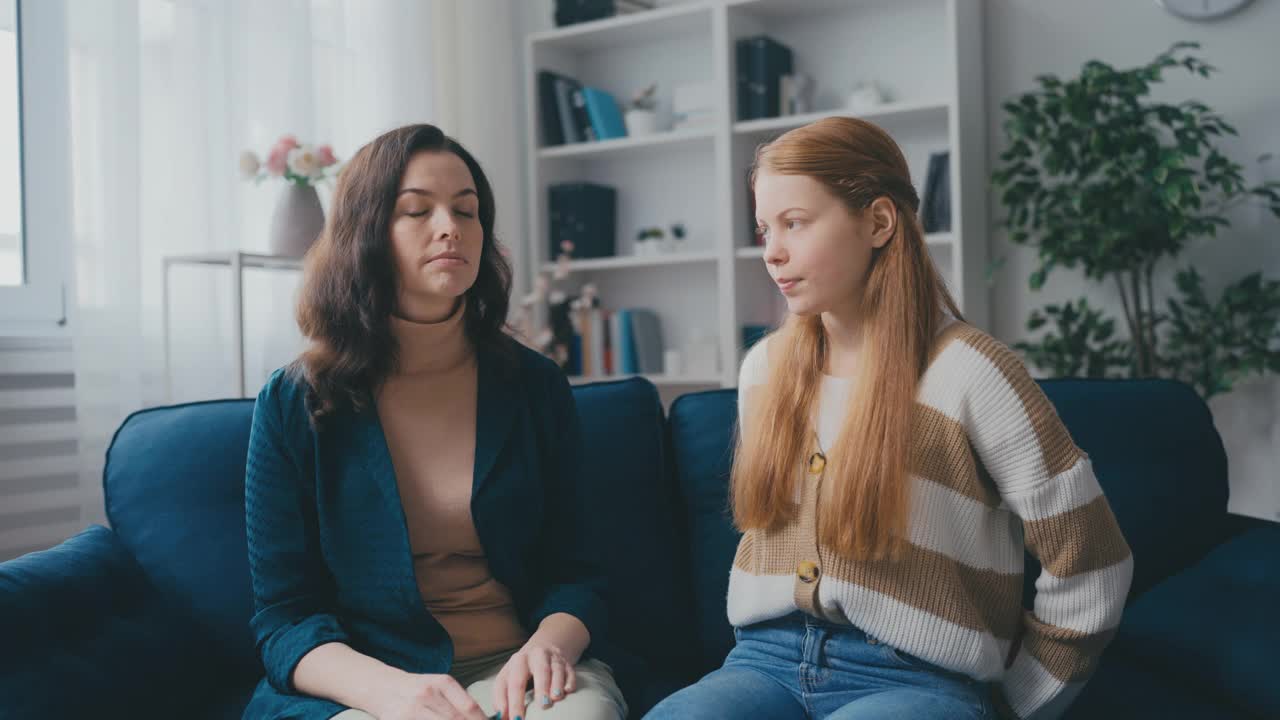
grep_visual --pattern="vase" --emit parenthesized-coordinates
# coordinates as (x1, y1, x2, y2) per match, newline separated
(624, 109, 658, 137)
(269, 183, 325, 257)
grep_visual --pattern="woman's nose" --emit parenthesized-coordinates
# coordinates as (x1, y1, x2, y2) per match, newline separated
(762, 237, 786, 265)
(432, 211, 460, 241)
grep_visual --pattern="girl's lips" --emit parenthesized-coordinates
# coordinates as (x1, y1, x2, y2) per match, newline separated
(776, 278, 800, 294)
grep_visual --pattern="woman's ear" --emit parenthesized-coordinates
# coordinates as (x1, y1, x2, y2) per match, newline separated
(868, 196, 897, 249)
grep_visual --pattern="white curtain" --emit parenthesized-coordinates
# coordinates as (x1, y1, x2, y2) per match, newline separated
(66, 0, 524, 526)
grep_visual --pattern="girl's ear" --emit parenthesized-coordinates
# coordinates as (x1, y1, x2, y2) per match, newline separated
(868, 196, 897, 249)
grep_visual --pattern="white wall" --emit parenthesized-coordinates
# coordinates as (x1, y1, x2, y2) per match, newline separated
(984, 0, 1280, 521)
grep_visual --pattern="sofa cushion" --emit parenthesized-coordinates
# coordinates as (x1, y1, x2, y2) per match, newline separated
(1109, 523, 1280, 718)
(104, 398, 261, 679)
(1030, 379, 1229, 603)
(666, 389, 741, 681)
(0, 526, 227, 717)
(1065, 644, 1253, 719)
(571, 378, 694, 710)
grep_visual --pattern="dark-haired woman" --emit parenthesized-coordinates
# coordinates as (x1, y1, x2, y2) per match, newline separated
(243, 124, 626, 720)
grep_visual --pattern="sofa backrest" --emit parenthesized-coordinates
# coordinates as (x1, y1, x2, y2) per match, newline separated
(665, 378, 1230, 678)
(104, 398, 261, 678)
(1032, 378, 1228, 597)
(102, 378, 694, 690)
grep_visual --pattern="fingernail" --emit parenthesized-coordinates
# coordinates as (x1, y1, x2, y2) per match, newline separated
(552, 688, 563, 699)
(542, 694, 552, 707)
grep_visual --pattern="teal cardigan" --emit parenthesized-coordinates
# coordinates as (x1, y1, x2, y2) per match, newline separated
(242, 340, 607, 720)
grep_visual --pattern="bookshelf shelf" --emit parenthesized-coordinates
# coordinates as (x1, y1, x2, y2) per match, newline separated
(523, 0, 988, 390)
(528, 2, 713, 53)
(542, 251, 718, 274)
(732, 100, 949, 140)
(537, 126, 715, 162)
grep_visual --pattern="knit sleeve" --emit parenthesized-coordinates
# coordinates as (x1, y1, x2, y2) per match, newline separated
(957, 334, 1133, 720)
(244, 369, 350, 693)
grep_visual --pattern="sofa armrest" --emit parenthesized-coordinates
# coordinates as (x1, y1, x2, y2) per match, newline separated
(0, 525, 230, 716)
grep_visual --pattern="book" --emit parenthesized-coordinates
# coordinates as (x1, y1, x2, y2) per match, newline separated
(581, 87, 627, 141)
(590, 308, 607, 377)
(569, 88, 596, 142)
(921, 151, 952, 233)
(537, 71, 566, 146)
(553, 76, 583, 144)
(627, 309, 664, 374)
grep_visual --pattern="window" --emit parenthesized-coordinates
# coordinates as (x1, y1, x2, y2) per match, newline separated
(0, 0, 22, 287)
(0, 0, 71, 336)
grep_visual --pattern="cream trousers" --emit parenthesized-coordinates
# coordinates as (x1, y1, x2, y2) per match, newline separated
(330, 650, 626, 720)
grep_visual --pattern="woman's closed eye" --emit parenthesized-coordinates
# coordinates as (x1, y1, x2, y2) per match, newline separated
(404, 208, 475, 219)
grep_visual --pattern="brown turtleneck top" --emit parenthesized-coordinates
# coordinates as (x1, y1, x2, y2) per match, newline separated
(375, 299, 529, 660)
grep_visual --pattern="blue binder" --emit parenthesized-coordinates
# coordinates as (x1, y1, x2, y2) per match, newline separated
(581, 87, 627, 141)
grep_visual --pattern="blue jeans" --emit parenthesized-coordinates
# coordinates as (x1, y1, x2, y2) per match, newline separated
(647, 612, 997, 719)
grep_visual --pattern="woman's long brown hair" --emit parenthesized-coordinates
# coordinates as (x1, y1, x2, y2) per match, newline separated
(291, 124, 513, 427)
(731, 117, 963, 560)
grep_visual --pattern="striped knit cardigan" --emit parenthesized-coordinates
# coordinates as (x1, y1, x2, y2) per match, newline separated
(727, 321, 1133, 719)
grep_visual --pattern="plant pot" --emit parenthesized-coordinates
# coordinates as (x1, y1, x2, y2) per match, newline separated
(624, 109, 658, 137)
(269, 183, 325, 257)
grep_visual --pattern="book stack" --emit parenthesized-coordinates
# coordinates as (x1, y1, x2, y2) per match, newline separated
(554, 0, 656, 27)
(735, 35, 793, 121)
(548, 183, 617, 260)
(537, 71, 626, 146)
(556, 294, 666, 378)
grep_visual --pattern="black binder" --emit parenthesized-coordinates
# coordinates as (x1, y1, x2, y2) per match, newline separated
(736, 35, 793, 121)
(549, 183, 617, 260)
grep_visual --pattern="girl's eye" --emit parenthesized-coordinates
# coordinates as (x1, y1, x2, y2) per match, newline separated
(406, 210, 428, 218)
(456, 209, 475, 218)
(785, 219, 801, 230)
(755, 225, 768, 238)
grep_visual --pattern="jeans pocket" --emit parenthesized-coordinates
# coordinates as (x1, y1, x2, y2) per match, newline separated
(883, 643, 940, 672)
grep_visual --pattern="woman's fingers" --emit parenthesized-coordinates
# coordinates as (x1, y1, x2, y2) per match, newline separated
(563, 661, 577, 695)
(505, 654, 531, 720)
(549, 655, 566, 703)
(529, 649, 553, 711)
(438, 676, 488, 720)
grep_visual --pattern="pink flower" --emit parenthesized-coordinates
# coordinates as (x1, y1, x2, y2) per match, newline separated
(265, 147, 288, 176)
(275, 135, 299, 153)
(315, 145, 338, 167)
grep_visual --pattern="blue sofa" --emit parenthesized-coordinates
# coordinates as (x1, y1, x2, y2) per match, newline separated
(2, 377, 1277, 719)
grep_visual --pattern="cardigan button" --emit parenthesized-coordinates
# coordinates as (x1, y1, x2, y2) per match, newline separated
(808, 452, 826, 475)
(797, 561, 820, 583)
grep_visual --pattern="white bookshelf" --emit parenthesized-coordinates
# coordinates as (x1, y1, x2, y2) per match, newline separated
(522, 0, 988, 388)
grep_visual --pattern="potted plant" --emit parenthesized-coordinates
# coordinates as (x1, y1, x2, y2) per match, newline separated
(624, 83, 660, 137)
(240, 135, 341, 257)
(992, 42, 1280, 399)
(635, 226, 664, 256)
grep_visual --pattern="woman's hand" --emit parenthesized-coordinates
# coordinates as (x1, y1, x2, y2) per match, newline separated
(375, 670, 490, 720)
(492, 614, 590, 720)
